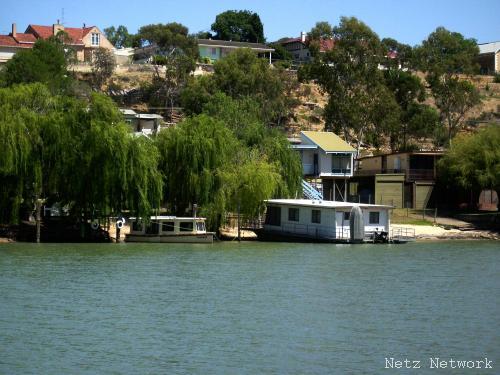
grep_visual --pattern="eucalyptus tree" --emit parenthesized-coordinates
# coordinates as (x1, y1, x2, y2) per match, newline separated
(135, 23, 199, 119)
(416, 27, 481, 144)
(301, 17, 398, 153)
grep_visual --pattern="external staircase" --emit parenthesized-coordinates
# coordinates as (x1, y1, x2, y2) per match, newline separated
(302, 179, 323, 200)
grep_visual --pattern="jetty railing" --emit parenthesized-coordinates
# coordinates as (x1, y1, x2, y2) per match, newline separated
(390, 226, 416, 242)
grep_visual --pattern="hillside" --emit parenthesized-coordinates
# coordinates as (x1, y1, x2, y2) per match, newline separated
(88, 65, 500, 149)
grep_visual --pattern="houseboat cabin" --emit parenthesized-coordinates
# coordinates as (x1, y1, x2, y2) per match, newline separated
(261, 199, 392, 242)
(126, 216, 214, 243)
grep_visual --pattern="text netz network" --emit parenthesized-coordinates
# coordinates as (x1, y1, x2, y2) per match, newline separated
(385, 357, 493, 369)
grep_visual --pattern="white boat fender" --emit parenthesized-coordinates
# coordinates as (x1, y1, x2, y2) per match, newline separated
(91, 220, 99, 230)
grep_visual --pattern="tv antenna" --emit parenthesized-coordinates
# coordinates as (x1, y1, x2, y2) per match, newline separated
(61, 8, 65, 25)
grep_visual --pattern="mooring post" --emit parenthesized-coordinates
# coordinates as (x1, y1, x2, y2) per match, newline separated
(35, 198, 42, 243)
(237, 200, 241, 242)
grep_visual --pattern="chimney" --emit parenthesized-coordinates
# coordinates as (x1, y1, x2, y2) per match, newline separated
(11, 23, 17, 38)
(53, 21, 64, 36)
(300, 31, 306, 43)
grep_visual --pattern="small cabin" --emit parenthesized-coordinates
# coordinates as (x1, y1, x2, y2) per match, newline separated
(263, 199, 391, 241)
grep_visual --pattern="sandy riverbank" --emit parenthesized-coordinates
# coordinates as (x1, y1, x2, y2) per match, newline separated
(1, 225, 498, 243)
(394, 224, 499, 241)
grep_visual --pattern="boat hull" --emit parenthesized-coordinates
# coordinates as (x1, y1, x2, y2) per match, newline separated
(125, 233, 214, 243)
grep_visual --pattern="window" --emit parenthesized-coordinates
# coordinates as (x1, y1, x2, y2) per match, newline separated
(288, 208, 299, 222)
(369, 212, 380, 224)
(332, 154, 352, 174)
(211, 47, 217, 56)
(311, 209, 321, 224)
(265, 206, 281, 226)
(132, 221, 143, 232)
(162, 222, 175, 232)
(91, 33, 100, 46)
(196, 222, 206, 232)
(343, 212, 350, 221)
(179, 222, 194, 232)
(146, 222, 159, 234)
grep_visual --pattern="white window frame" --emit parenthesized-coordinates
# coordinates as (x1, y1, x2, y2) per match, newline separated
(91, 33, 100, 46)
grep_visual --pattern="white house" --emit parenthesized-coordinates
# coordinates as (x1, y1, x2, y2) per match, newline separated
(478, 41, 500, 74)
(291, 131, 356, 201)
(120, 109, 164, 136)
(262, 199, 392, 242)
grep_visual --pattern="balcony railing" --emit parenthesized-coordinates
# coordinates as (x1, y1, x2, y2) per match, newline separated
(355, 168, 435, 181)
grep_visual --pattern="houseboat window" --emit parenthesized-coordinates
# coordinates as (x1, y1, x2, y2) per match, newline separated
(162, 222, 175, 232)
(343, 212, 350, 221)
(311, 209, 321, 224)
(369, 212, 380, 224)
(132, 221, 143, 232)
(179, 222, 194, 232)
(265, 206, 281, 226)
(288, 208, 299, 222)
(91, 33, 100, 46)
(196, 222, 205, 232)
(146, 222, 159, 234)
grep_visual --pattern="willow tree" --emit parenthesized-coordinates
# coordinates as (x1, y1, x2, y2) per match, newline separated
(156, 115, 237, 214)
(57, 93, 163, 222)
(438, 125, 500, 193)
(0, 84, 162, 239)
(300, 17, 399, 153)
(202, 93, 303, 198)
(156, 114, 289, 229)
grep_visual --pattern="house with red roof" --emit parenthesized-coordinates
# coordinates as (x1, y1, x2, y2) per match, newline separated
(279, 32, 335, 63)
(0, 22, 114, 63)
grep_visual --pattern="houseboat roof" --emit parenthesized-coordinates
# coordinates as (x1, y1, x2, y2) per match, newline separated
(301, 131, 355, 153)
(130, 216, 206, 221)
(266, 199, 393, 209)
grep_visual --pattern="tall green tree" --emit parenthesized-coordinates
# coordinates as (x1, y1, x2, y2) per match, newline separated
(383, 69, 440, 150)
(416, 27, 481, 144)
(182, 48, 297, 126)
(438, 125, 500, 192)
(301, 17, 395, 153)
(136, 23, 198, 118)
(0, 38, 70, 92)
(211, 10, 265, 42)
(104, 25, 133, 48)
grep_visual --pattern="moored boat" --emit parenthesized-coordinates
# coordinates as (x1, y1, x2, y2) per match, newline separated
(125, 216, 214, 243)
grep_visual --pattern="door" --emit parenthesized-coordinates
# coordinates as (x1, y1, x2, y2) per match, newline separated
(313, 154, 319, 176)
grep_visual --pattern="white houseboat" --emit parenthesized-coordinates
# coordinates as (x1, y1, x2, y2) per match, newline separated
(125, 216, 214, 243)
(259, 199, 402, 243)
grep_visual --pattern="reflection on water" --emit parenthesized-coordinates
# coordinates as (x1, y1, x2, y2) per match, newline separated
(1, 241, 499, 374)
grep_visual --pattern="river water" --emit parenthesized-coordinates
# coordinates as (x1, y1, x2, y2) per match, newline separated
(0, 241, 498, 374)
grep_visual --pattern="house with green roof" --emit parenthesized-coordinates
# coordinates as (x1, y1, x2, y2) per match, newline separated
(291, 131, 356, 201)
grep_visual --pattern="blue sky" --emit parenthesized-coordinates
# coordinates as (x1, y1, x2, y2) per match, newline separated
(2, 0, 499, 45)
